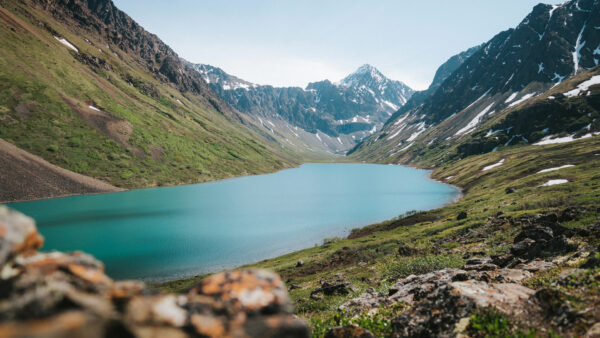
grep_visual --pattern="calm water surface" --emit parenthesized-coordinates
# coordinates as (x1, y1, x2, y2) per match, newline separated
(9, 164, 459, 281)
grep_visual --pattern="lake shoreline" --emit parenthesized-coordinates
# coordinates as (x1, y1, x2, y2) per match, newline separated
(11, 163, 459, 281)
(151, 164, 464, 285)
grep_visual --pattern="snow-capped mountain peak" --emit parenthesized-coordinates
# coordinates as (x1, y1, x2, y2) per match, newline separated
(338, 64, 414, 106)
(340, 64, 387, 88)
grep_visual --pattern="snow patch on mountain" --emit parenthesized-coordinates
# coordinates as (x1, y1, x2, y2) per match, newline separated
(538, 165, 575, 173)
(564, 75, 600, 97)
(464, 88, 492, 111)
(482, 159, 505, 171)
(54, 36, 78, 52)
(534, 132, 598, 145)
(540, 179, 569, 187)
(455, 103, 495, 136)
(407, 122, 427, 142)
(572, 23, 587, 74)
(505, 92, 519, 103)
(508, 93, 536, 108)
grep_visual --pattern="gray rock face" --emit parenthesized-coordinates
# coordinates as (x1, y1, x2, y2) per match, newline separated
(0, 207, 309, 338)
(193, 64, 414, 143)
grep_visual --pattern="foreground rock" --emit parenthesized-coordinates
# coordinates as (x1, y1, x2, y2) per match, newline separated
(391, 280, 536, 337)
(0, 206, 309, 338)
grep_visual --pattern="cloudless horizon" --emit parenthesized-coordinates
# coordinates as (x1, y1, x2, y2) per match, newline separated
(113, 0, 564, 90)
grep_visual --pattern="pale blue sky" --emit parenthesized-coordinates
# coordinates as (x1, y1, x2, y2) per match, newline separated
(113, 0, 564, 90)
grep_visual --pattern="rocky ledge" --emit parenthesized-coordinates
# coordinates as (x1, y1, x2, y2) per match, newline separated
(0, 206, 309, 338)
(337, 212, 600, 337)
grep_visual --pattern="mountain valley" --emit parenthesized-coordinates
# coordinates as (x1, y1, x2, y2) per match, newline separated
(1, 0, 600, 337)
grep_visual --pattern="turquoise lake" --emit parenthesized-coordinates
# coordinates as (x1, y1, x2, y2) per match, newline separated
(9, 164, 459, 281)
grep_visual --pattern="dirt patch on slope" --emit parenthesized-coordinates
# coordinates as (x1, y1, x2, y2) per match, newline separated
(149, 145, 165, 160)
(62, 96, 144, 156)
(0, 138, 123, 203)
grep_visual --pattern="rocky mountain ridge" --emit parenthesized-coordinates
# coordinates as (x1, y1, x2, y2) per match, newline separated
(351, 0, 600, 162)
(33, 0, 236, 117)
(193, 63, 414, 153)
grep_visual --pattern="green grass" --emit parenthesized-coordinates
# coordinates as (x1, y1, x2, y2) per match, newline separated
(467, 308, 540, 338)
(0, 1, 301, 190)
(378, 253, 465, 281)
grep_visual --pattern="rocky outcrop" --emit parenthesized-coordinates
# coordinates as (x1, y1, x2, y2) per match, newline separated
(340, 212, 595, 337)
(310, 274, 357, 300)
(32, 0, 239, 119)
(0, 206, 309, 338)
(391, 280, 536, 337)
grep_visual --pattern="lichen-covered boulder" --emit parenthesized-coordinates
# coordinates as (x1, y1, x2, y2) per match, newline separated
(0, 205, 43, 265)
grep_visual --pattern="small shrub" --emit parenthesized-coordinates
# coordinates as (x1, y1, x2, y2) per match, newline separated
(116, 159, 130, 168)
(468, 308, 510, 336)
(381, 254, 465, 281)
(120, 170, 134, 179)
(310, 304, 407, 338)
(323, 237, 343, 245)
(68, 137, 82, 147)
(46, 144, 59, 152)
(87, 150, 102, 160)
(467, 308, 537, 338)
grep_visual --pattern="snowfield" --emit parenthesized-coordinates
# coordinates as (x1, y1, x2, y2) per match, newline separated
(534, 133, 598, 145)
(564, 75, 600, 97)
(482, 159, 505, 171)
(540, 179, 569, 187)
(54, 37, 78, 53)
(455, 103, 495, 136)
(538, 165, 575, 174)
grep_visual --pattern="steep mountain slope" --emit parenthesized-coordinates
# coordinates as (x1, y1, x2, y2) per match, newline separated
(354, 64, 600, 166)
(401, 44, 482, 113)
(0, 0, 295, 199)
(194, 64, 414, 153)
(352, 0, 600, 162)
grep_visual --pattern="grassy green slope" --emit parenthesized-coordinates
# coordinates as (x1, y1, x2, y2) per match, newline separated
(0, 1, 296, 189)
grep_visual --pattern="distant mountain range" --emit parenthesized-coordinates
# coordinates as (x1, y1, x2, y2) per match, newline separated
(192, 63, 414, 152)
(351, 0, 600, 162)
